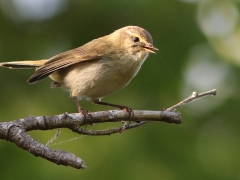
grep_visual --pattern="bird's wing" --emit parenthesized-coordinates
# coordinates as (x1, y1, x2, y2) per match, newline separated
(27, 39, 107, 84)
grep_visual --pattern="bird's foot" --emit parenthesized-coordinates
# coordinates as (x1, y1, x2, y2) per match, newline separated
(78, 108, 93, 125)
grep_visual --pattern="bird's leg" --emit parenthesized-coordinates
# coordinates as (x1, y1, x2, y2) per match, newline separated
(73, 96, 92, 121)
(92, 99, 134, 118)
(93, 99, 135, 133)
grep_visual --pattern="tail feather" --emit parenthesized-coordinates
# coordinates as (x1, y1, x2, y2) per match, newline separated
(0, 60, 48, 69)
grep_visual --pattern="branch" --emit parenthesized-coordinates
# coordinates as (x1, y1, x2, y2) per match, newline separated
(167, 89, 217, 111)
(0, 89, 217, 169)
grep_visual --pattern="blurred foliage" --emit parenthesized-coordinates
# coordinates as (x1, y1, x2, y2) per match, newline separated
(0, 0, 240, 179)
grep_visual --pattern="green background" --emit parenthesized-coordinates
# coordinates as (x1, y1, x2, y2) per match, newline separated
(0, 0, 240, 179)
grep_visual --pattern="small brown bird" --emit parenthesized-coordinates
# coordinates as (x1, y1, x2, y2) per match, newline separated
(0, 26, 158, 115)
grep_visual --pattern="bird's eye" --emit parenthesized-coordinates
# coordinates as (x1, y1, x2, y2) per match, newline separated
(133, 37, 140, 42)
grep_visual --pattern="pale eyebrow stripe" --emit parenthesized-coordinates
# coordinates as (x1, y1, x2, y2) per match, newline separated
(126, 30, 136, 36)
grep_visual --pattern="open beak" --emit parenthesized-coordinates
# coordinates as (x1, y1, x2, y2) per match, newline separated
(142, 44, 158, 54)
(143, 44, 158, 54)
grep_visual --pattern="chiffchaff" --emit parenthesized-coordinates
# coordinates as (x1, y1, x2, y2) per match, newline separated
(0, 26, 158, 115)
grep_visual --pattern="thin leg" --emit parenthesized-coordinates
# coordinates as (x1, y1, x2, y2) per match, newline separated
(92, 99, 134, 118)
(73, 96, 91, 119)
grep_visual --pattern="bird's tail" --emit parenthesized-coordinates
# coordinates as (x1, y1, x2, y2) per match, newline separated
(0, 60, 48, 69)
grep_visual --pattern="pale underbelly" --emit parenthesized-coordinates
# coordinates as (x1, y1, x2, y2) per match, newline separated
(50, 60, 142, 100)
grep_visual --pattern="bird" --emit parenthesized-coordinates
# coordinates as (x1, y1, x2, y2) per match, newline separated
(0, 26, 158, 116)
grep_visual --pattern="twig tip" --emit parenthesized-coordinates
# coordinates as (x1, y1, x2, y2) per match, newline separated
(212, 89, 217, 96)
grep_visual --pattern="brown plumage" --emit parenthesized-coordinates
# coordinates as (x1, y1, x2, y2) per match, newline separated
(0, 26, 158, 115)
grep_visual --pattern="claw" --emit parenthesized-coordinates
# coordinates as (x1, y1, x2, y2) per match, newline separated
(78, 107, 93, 125)
(121, 106, 134, 118)
(121, 107, 141, 123)
(78, 108, 91, 118)
(73, 96, 93, 125)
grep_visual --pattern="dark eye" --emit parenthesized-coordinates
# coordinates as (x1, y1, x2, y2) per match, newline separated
(133, 37, 140, 42)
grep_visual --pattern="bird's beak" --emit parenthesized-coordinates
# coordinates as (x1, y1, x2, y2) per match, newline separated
(142, 44, 158, 54)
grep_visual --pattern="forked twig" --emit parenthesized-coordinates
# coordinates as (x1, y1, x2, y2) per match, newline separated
(167, 89, 217, 111)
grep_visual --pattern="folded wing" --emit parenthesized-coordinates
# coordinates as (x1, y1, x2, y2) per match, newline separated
(27, 39, 106, 84)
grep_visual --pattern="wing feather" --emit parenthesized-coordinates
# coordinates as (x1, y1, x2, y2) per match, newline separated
(27, 38, 108, 84)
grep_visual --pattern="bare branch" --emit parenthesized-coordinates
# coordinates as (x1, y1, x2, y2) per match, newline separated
(0, 89, 216, 169)
(167, 89, 217, 111)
